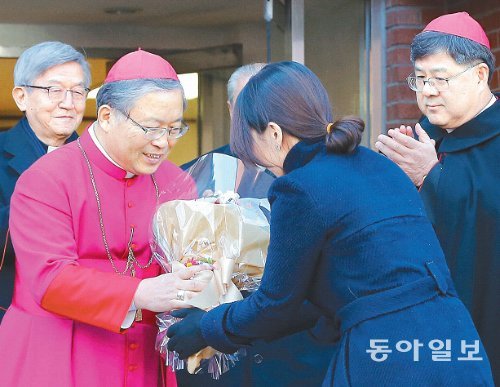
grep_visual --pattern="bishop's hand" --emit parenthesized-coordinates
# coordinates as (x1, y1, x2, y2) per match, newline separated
(133, 265, 211, 313)
(375, 123, 438, 187)
(167, 307, 207, 359)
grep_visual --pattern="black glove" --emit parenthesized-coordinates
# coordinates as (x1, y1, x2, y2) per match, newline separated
(167, 307, 207, 359)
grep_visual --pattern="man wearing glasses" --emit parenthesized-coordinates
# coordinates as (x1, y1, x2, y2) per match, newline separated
(376, 12, 498, 382)
(0, 41, 90, 322)
(0, 49, 208, 386)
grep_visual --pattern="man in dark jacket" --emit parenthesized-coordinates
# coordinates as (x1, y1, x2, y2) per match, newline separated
(0, 41, 90, 321)
(375, 12, 499, 382)
(176, 63, 335, 386)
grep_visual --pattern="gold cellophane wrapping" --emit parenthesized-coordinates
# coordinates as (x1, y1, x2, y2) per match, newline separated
(153, 198, 270, 372)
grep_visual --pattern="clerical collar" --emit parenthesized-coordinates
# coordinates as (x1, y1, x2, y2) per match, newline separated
(421, 97, 499, 152)
(445, 94, 497, 133)
(88, 122, 135, 178)
(480, 94, 497, 113)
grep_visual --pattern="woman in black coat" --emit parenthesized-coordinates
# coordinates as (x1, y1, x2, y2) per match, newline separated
(167, 61, 493, 386)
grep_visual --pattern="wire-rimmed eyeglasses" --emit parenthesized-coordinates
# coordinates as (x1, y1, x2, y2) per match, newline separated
(116, 109, 189, 140)
(406, 62, 483, 92)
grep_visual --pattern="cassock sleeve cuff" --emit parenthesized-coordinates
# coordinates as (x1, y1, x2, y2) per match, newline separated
(42, 264, 141, 333)
(419, 163, 442, 225)
(420, 163, 441, 190)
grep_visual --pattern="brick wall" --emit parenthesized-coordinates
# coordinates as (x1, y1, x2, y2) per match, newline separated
(448, 1, 500, 92)
(384, 0, 500, 130)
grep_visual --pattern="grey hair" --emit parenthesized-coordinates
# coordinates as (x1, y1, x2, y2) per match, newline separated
(227, 63, 267, 105)
(410, 31, 495, 82)
(14, 41, 91, 88)
(96, 78, 186, 114)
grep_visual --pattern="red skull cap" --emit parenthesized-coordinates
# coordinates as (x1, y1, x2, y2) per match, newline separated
(423, 12, 490, 49)
(105, 48, 179, 84)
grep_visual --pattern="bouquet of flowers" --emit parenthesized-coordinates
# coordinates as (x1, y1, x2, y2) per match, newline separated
(152, 153, 274, 378)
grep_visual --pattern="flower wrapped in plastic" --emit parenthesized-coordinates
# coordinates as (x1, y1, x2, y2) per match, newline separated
(152, 153, 274, 379)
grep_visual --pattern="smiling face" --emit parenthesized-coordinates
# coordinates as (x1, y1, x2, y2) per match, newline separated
(414, 52, 490, 129)
(99, 89, 184, 175)
(12, 61, 86, 146)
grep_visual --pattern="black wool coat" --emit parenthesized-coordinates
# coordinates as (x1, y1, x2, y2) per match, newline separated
(420, 98, 500, 383)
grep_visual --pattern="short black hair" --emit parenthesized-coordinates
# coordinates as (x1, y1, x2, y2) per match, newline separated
(410, 31, 495, 82)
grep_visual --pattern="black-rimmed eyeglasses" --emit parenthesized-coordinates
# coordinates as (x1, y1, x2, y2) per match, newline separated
(23, 85, 89, 103)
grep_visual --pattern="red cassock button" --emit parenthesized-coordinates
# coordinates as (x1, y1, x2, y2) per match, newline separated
(128, 202, 134, 208)
(128, 365, 138, 372)
(129, 343, 138, 350)
(126, 180, 133, 187)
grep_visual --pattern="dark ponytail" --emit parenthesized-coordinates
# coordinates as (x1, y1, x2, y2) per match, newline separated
(325, 116, 364, 154)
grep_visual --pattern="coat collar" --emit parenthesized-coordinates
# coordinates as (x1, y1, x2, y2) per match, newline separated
(3, 117, 78, 176)
(3, 118, 40, 175)
(420, 96, 500, 153)
(283, 137, 324, 174)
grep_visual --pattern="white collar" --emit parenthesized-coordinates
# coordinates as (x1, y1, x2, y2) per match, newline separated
(480, 94, 497, 114)
(88, 122, 135, 178)
(446, 94, 497, 133)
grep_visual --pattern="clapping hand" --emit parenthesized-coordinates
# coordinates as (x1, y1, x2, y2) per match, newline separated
(167, 307, 207, 359)
(375, 123, 438, 186)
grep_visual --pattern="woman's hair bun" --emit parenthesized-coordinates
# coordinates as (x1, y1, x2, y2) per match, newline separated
(326, 116, 365, 153)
